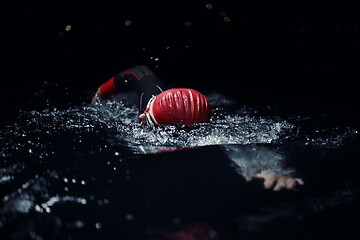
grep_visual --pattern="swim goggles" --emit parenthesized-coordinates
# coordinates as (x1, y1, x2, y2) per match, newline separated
(143, 95, 157, 126)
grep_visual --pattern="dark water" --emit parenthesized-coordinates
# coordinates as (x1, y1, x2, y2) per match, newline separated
(1, 92, 359, 240)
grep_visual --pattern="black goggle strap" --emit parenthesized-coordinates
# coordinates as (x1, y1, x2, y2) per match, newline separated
(139, 93, 145, 114)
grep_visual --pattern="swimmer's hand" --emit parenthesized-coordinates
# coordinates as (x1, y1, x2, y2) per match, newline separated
(246, 172, 304, 191)
(91, 89, 102, 105)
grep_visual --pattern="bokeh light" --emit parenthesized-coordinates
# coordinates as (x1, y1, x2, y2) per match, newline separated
(124, 20, 132, 27)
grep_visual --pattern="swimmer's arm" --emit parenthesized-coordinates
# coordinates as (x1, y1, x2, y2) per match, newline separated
(92, 76, 117, 104)
(92, 73, 137, 104)
(92, 65, 153, 104)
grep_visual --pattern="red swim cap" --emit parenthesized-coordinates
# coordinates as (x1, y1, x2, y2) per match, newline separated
(151, 88, 211, 125)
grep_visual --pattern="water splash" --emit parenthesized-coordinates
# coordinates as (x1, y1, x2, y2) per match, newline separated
(0, 94, 295, 154)
(0, 91, 358, 239)
(1, 92, 356, 160)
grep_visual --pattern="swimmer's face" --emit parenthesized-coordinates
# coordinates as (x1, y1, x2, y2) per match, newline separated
(139, 101, 157, 125)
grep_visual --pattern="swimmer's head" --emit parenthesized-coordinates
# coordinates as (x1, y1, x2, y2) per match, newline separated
(139, 88, 211, 126)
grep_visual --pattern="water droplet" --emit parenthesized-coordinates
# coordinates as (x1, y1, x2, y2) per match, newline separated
(126, 214, 134, 221)
(223, 16, 231, 23)
(184, 21, 192, 27)
(205, 3, 213, 10)
(35, 204, 43, 212)
(95, 222, 102, 229)
(75, 220, 85, 228)
(124, 20, 132, 27)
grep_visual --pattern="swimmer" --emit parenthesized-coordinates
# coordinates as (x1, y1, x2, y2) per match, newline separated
(92, 65, 304, 191)
(92, 65, 211, 126)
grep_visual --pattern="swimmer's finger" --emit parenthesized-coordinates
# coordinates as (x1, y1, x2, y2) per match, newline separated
(284, 177, 304, 191)
(247, 173, 277, 189)
(273, 178, 287, 191)
(295, 178, 304, 185)
(263, 175, 276, 189)
(256, 173, 277, 189)
(245, 173, 261, 181)
(285, 178, 297, 190)
(292, 178, 305, 191)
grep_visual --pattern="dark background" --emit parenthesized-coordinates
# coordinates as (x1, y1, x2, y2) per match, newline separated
(2, 0, 360, 124)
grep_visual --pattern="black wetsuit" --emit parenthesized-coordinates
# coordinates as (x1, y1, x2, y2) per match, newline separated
(107, 65, 166, 113)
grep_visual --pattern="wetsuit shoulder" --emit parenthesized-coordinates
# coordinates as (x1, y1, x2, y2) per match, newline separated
(97, 65, 166, 111)
(113, 65, 155, 91)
